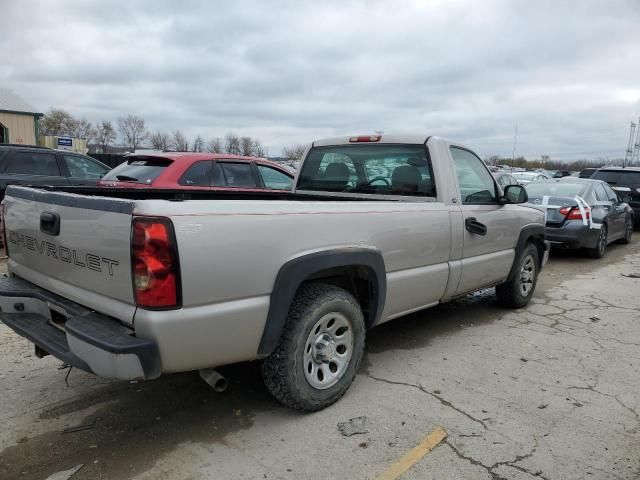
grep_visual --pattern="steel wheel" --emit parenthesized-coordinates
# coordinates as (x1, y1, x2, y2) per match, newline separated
(519, 254, 535, 297)
(303, 312, 354, 390)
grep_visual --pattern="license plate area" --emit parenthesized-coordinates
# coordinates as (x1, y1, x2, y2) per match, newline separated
(48, 304, 69, 332)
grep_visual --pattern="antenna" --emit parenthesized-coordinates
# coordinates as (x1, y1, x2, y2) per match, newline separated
(511, 124, 518, 169)
(624, 121, 636, 167)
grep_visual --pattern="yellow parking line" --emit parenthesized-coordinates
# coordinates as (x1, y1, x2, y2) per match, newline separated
(376, 426, 448, 480)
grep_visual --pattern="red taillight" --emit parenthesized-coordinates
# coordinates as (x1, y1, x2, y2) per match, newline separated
(349, 135, 381, 143)
(1, 202, 6, 256)
(559, 206, 590, 220)
(131, 217, 180, 309)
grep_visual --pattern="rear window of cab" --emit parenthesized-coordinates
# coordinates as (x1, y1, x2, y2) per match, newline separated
(297, 145, 435, 197)
(102, 157, 172, 184)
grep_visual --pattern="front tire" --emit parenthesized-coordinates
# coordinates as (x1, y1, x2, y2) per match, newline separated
(496, 243, 539, 308)
(262, 283, 365, 411)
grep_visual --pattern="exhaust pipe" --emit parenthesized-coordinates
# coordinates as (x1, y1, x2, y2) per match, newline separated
(199, 368, 228, 392)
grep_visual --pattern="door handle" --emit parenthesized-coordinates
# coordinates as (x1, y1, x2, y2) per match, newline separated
(465, 217, 487, 236)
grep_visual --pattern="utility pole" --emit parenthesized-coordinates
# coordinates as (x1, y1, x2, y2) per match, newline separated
(511, 124, 518, 170)
(633, 117, 640, 166)
(624, 121, 636, 168)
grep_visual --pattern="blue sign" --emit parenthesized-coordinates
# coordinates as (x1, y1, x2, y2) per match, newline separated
(57, 137, 72, 147)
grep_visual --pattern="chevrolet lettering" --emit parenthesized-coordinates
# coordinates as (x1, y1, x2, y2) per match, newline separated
(7, 231, 119, 275)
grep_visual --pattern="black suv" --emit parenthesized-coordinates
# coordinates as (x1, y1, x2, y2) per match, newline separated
(591, 167, 640, 226)
(0, 145, 110, 199)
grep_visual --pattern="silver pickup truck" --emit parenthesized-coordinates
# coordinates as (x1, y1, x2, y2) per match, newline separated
(0, 135, 548, 411)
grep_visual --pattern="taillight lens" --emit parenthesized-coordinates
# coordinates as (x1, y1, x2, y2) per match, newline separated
(131, 217, 181, 309)
(1, 202, 6, 256)
(559, 206, 590, 220)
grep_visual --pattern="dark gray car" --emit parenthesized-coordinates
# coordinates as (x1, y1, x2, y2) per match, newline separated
(0, 144, 110, 200)
(525, 178, 634, 258)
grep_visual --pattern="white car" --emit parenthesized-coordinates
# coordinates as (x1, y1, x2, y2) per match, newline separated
(512, 172, 550, 185)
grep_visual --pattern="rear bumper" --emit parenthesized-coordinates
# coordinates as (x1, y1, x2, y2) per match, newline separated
(0, 276, 160, 380)
(545, 222, 599, 249)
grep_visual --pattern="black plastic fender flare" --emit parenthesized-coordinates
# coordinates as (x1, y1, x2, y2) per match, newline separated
(257, 248, 386, 357)
(506, 224, 546, 281)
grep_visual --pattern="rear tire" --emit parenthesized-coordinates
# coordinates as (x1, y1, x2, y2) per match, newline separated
(587, 223, 608, 258)
(620, 216, 633, 244)
(496, 243, 539, 308)
(262, 283, 365, 412)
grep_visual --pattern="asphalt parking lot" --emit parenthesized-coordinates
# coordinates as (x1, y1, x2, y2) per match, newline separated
(1, 238, 640, 480)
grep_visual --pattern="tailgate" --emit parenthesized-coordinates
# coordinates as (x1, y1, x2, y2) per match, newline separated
(3, 186, 136, 324)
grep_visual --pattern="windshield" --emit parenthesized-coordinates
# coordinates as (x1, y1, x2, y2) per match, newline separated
(591, 170, 640, 185)
(297, 145, 435, 197)
(525, 182, 587, 199)
(102, 157, 172, 184)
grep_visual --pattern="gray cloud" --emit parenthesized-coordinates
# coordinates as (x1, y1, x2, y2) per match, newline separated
(2, 0, 639, 159)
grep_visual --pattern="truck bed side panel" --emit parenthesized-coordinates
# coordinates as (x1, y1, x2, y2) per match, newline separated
(131, 200, 452, 371)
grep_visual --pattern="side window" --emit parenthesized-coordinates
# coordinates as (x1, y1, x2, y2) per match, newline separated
(257, 165, 293, 190)
(5, 152, 61, 176)
(450, 147, 497, 204)
(496, 175, 508, 187)
(508, 175, 519, 186)
(220, 162, 257, 187)
(179, 161, 211, 186)
(211, 162, 225, 186)
(603, 184, 619, 204)
(594, 183, 608, 202)
(64, 155, 108, 178)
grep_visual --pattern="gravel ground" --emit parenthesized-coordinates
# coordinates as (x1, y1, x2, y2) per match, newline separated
(0, 238, 639, 480)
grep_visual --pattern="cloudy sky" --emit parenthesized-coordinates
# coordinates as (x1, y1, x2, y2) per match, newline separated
(2, 0, 639, 159)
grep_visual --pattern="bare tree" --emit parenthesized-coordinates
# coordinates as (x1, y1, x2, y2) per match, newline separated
(541, 155, 550, 168)
(282, 144, 309, 161)
(253, 140, 266, 157)
(485, 155, 501, 166)
(118, 115, 147, 151)
(206, 137, 223, 153)
(150, 131, 171, 151)
(70, 118, 94, 141)
(224, 132, 240, 155)
(40, 108, 76, 136)
(239, 136, 254, 156)
(95, 121, 116, 152)
(172, 130, 189, 151)
(192, 134, 204, 152)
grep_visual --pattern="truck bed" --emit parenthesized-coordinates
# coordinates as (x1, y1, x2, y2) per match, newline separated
(20, 185, 390, 202)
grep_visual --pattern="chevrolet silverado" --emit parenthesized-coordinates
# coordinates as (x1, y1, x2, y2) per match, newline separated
(0, 135, 548, 411)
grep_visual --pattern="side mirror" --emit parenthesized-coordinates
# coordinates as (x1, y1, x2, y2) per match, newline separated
(501, 184, 528, 204)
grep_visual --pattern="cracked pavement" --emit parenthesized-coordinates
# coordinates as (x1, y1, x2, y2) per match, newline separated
(1, 238, 640, 479)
